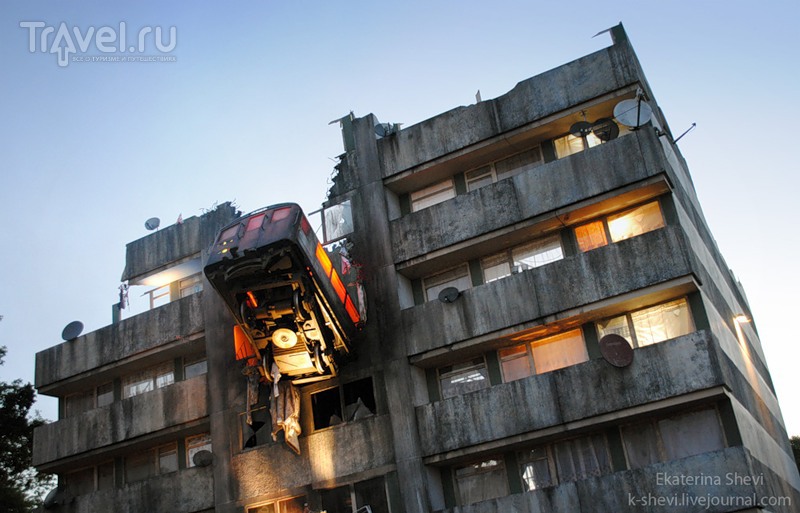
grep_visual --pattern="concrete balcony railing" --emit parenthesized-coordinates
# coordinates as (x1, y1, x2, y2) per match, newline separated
(33, 374, 208, 468)
(49, 465, 214, 513)
(390, 129, 668, 264)
(378, 41, 642, 178)
(402, 226, 692, 357)
(231, 414, 394, 500)
(35, 293, 204, 390)
(416, 331, 720, 457)
(439, 447, 778, 513)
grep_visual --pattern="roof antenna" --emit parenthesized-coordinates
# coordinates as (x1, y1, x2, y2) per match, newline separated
(673, 123, 697, 143)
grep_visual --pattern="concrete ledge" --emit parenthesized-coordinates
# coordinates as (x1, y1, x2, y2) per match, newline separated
(33, 374, 208, 467)
(51, 465, 214, 513)
(36, 293, 204, 390)
(231, 414, 394, 500)
(402, 226, 691, 356)
(439, 447, 775, 513)
(417, 332, 720, 456)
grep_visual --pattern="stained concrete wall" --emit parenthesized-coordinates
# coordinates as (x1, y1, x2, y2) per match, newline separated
(33, 374, 208, 468)
(121, 202, 239, 282)
(35, 293, 204, 389)
(390, 128, 668, 263)
(402, 226, 692, 356)
(54, 466, 214, 513)
(440, 447, 798, 513)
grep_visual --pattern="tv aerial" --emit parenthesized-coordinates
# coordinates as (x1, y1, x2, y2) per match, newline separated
(145, 217, 161, 231)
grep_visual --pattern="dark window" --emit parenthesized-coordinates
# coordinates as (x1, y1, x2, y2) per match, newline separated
(312, 387, 343, 429)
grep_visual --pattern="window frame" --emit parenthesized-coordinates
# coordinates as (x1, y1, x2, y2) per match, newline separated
(595, 297, 694, 349)
(410, 179, 456, 212)
(453, 456, 509, 506)
(422, 264, 471, 302)
(498, 328, 589, 383)
(574, 200, 665, 253)
(438, 357, 490, 400)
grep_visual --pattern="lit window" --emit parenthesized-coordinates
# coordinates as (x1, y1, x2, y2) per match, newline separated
(248, 496, 306, 513)
(423, 265, 471, 302)
(439, 358, 489, 399)
(410, 179, 456, 212)
(454, 458, 508, 506)
(147, 284, 170, 309)
(500, 329, 588, 382)
(186, 433, 212, 468)
(179, 274, 203, 298)
(607, 201, 665, 243)
(596, 298, 693, 348)
(553, 132, 602, 159)
(575, 201, 664, 253)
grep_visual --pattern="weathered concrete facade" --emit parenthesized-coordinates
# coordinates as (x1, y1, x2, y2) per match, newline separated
(34, 24, 798, 513)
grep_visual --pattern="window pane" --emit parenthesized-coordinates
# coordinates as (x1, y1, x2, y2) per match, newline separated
(631, 298, 692, 347)
(410, 179, 456, 211)
(519, 446, 553, 490)
(279, 496, 307, 513)
(659, 408, 725, 461)
(158, 444, 178, 474)
(324, 200, 354, 242)
(455, 459, 508, 505)
(354, 477, 390, 513)
(96, 382, 114, 408)
(66, 467, 95, 496)
(531, 329, 588, 374)
(495, 147, 542, 180)
(465, 166, 495, 191)
(424, 265, 471, 302)
(512, 235, 563, 270)
(553, 434, 610, 483)
(248, 504, 276, 513)
(97, 461, 114, 491)
(596, 314, 633, 345)
(65, 390, 94, 417)
(621, 421, 661, 468)
(320, 485, 351, 513)
(481, 253, 511, 283)
(554, 134, 585, 158)
(499, 345, 532, 382)
(607, 201, 665, 243)
(125, 450, 154, 483)
(179, 274, 203, 298)
(312, 387, 343, 429)
(440, 358, 489, 399)
(123, 375, 153, 399)
(184, 358, 208, 379)
(574, 221, 608, 252)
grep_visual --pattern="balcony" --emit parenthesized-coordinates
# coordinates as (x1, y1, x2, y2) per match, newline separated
(402, 227, 692, 357)
(35, 293, 204, 391)
(438, 447, 772, 513)
(231, 414, 394, 499)
(417, 331, 720, 457)
(33, 374, 208, 468)
(49, 466, 213, 513)
(390, 129, 668, 264)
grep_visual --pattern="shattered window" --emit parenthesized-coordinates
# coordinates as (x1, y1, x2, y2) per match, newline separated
(323, 200, 354, 243)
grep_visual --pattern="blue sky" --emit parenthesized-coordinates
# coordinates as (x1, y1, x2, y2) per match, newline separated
(1, 1, 799, 435)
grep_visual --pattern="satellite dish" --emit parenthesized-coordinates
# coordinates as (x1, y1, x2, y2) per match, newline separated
(43, 488, 59, 509)
(193, 449, 213, 467)
(144, 217, 161, 231)
(61, 321, 84, 341)
(591, 118, 620, 142)
(599, 334, 634, 368)
(438, 287, 460, 303)
(613, 99, 652, 128)
(374, 122, 396, 137)
(569, 121, 593, 138)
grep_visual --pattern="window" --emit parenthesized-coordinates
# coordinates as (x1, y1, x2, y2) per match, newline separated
(122, 361, 175, 399)
(147, 284, 171, 309)
(574, 201, 665, 253)
(311, 377, 376, 430)
(454, 458, 508, 506)
(184, 354, 208, 379)
(621, 407, 725, 469)
(481, 235, 563, 283)
(241, 406, 271, 449)
(96, 461, 114, 491)
(186, 433, 212, 468)
(553, 132, 602, 159)
(465, 146, 543, 192)
(65, 467, 95, 496)
(64, 389, 94, 417)
(179, 274, 203, 298)
(96, 382, 114, 408)
(410, 179, 456, 212)
(158, 443, 179, 474)
(439, 358, 489, 399)
(125, 451, 154, 483)
(519, 446, 553, 491)
(499, 329, 588, 382)
(518, 433, 612, 492)
(423, 265, 471, 302)
(248, 495, 306, 513)
(323, 200, 354, 242)
(318, 477, 390, 513)
(596, 298, 693, 348)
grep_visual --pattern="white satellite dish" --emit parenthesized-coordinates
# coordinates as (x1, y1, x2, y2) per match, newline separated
(613, 99, 653, 129)
(145, 217, 161, 231)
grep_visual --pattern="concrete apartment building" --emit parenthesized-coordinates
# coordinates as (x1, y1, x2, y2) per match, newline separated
(33, 24, 799, 513)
